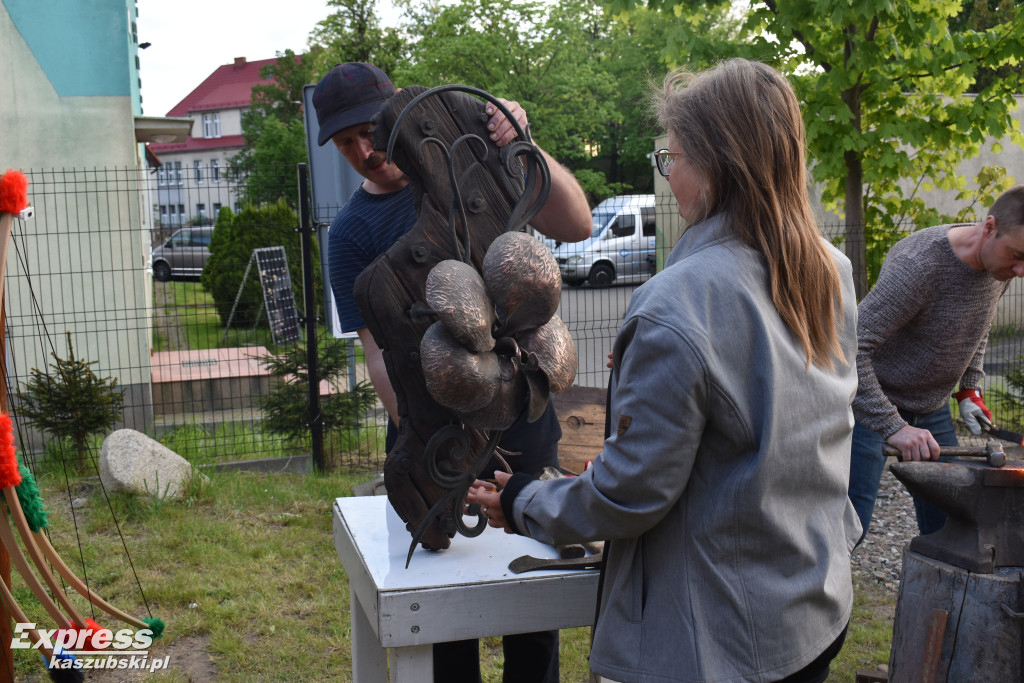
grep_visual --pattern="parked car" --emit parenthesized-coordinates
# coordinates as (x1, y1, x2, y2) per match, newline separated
(151, 226, 213, 281)
(554, 194, 656, 287)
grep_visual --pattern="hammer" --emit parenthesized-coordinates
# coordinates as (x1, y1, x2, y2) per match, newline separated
(882, 440, 1007, 468)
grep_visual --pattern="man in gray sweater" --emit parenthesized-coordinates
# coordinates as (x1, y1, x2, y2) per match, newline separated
(849, 185, 1024, 544)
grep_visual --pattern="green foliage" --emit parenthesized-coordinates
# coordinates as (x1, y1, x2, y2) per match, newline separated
(607, 0, 1024, 293)
(200, 201, 320, 329)
(232, 49, 321, 208)
(309, 0, 409, 76)
(258, 336, 377, 444)
(396, 0, 620, 168)
(573, 168, 632, 205)
(15, 332, 124, 471)
(987, 353, 1024, 431)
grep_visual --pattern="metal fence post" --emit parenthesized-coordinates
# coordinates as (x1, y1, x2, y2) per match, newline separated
(297, 163, 323, 472)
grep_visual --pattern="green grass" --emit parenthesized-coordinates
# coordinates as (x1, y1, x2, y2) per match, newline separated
(9, 467, 897, 681)
(152, 280, 366, 361)
(153, 280, 274, 351)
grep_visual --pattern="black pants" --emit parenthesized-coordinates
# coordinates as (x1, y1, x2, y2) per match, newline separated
(433, 631, 560, 683)
(775, 625, 848, 683)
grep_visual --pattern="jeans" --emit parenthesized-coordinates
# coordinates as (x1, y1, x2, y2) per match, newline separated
(848, 406, 958, 546)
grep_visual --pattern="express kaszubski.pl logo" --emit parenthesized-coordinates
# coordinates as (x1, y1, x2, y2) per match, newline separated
(11, 623, 170, 672)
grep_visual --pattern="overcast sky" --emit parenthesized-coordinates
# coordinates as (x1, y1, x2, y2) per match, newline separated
(136, 0, 401, 117)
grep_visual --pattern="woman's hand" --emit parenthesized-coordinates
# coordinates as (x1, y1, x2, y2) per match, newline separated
(466, 471, 515, 533)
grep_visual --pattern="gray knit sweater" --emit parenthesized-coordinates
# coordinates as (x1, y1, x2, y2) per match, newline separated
(852, 224, 1009, 438)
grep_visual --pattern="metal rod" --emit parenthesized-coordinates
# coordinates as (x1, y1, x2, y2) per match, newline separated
(298, 163, 323, 472)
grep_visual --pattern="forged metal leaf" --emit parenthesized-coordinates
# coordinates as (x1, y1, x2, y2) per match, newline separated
(420, 322, 500, 413)
(425, 260, 496, 353)
(515, 314, 577, 394)
(482, 232, 561, 337)
(459, 355, 527, 431)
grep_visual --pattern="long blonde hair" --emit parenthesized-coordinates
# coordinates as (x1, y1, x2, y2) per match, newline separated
(654, 59, 846, 368)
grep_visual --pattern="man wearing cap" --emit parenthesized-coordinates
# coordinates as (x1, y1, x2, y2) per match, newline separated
(313, 62, 591, 683)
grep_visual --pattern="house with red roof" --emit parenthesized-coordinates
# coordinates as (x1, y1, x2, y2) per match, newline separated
(147, 56, 276, 229)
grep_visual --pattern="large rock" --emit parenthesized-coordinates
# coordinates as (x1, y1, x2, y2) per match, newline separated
(100, 429, 205, 498)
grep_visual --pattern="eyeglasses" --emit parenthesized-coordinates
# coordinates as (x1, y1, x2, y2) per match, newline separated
(654, 149, 681, 177)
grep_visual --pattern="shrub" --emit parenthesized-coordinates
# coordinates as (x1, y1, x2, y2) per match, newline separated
(258, 337, 377, 445)
(16, 332, 124, 471)
(201, 201, 321, 330)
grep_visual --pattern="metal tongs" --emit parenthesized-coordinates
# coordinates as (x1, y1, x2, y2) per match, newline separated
(975, 414, 1024, 447)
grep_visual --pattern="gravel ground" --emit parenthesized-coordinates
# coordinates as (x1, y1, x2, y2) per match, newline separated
(850, 460, 918, 594)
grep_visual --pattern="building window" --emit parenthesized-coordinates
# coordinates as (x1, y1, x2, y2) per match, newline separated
(174, 161, 183, 186)
(194, 160, 204, 184)
(210, 159, 220, 182)
(168, 204, 177, 226)
(202, 113, 221, 138)
(159, 205, 168, 225)
(196, 203, 206, 223)
(213, 202, 222, 216)
(157, 166, 167, 186)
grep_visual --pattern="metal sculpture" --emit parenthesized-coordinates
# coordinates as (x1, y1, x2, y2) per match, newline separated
(352, 85, 575, 564)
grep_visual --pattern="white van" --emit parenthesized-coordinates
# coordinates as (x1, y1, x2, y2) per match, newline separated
(553, 195, 656, 287)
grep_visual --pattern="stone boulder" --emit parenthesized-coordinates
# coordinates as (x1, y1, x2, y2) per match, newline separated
(100, 429, 206, 499)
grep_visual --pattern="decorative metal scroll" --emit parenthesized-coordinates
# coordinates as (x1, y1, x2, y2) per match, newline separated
(352, 84, 575, 565)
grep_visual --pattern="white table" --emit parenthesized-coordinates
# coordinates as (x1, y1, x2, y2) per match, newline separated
(333, 496, 600, 682)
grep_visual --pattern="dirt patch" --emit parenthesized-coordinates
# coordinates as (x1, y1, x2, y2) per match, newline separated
(25, 633, 217, 682)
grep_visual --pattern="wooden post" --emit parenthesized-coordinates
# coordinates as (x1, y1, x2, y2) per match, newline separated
(0, 299, 15, 681)
(890, 548, 1022, 681)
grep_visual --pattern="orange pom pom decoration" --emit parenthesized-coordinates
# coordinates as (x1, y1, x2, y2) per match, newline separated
(70, 618, 107, 651)
(0, 169, 28, 215)
(0, 412, 22, 489)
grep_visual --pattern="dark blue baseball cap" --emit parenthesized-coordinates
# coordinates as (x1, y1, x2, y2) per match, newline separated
(313, 62, 395, 146)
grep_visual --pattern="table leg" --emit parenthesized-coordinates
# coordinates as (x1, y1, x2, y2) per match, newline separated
(388, 644, 433, 682)
(351, 585, 388, 682)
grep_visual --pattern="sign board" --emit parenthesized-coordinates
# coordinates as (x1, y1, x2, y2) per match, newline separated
(254, 247, 300, 344)
(302, 83, 364, 339)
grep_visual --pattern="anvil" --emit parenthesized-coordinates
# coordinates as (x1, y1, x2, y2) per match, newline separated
(889, 458, 1024, 573)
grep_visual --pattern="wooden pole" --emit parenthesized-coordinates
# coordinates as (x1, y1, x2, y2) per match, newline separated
(0, 298, 15, 681)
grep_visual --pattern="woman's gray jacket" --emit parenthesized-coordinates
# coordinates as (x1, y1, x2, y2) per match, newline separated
(510, 214, 861, 682)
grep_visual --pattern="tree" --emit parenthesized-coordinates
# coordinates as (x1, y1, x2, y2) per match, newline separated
(587, 4, 711, 192)
(16, 332, 124, 471)
(950, 0, 1022, 93)
(258, 337, 376, 444)
(308, 0, 409, 77)
(396, 0, 619, 168)
(611, 0, 1024, 295)
(232, 49, 320, 208)
(232, 1, 412, 209)
(201, 202, 320, 331)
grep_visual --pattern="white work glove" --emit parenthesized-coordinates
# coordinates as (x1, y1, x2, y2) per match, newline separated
(954, 388, 993, 436)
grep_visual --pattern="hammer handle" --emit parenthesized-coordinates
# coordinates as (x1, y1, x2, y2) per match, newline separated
(882, 445, 993, 458)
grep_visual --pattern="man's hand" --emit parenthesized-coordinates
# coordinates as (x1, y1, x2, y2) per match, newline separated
(954, 388, 993, 436)
(886, 425, 941, 461)
(466, 471, 514, 533)
(485, 99, 527, 147)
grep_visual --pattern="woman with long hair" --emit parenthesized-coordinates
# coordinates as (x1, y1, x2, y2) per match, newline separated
(469, 58, 861, 683)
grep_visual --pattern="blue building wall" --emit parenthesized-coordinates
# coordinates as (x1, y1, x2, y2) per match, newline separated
(4, 0, 140, 110)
